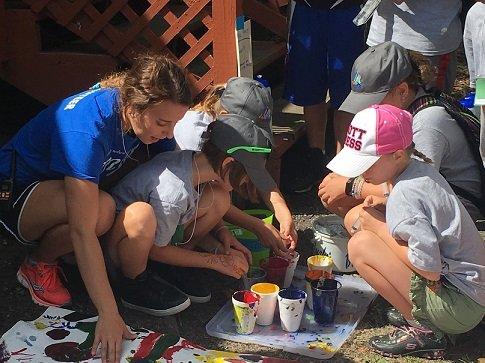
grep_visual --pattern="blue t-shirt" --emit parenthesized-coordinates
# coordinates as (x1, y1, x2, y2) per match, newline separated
(0, 88, 175, 189)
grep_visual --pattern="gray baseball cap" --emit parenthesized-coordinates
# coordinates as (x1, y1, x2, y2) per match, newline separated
(209, 113, 276, 193)
(339, 41, 413, 115)
(220, 77, 273, 124)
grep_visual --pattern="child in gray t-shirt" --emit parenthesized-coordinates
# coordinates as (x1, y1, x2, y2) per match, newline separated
(327, 104, 485, 359)
(107, 111, 285, 317)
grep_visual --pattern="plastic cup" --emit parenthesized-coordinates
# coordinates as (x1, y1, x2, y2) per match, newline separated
(260, 257, 289, 287)
(311, 279, 341, 324)
(283, 252, 300, 288)
(307, 255, 333, 273)
(241, 267, 267, 290)
(277, 288, 307, 332)
(250, 282, 279, 326)
(232, 290, 260, 334)
(305, 270, 323, 310)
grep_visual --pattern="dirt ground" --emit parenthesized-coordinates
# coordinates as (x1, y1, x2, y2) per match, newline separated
(1, 188, 484, 362)
(1, 48, 484, 362)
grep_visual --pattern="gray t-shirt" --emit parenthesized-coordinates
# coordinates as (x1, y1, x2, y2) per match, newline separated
(386, 159, 485, 306)
(412, 102, 482, 211)
(174, 110, 213, 152)
(463, 2, 485, 87)
(367, 0, 462, 56)
(110, 150, 198, 247)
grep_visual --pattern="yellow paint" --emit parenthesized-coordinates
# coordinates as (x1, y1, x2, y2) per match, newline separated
(34, 321, 48, 330)
(194, 350, 241, 362)
(251, 282, 279, 294)
(307, 255, 333, 272)
(307, 340, 336, 353)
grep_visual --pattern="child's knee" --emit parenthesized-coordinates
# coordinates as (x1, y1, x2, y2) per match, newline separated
(343, 203, 364, 233)
(96, 191, 116, 236)
(347, 231, 374, 265)
(124, 202, 157, 242)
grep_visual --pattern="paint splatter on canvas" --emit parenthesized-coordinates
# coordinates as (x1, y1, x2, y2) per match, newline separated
(0, 307, 296, 363)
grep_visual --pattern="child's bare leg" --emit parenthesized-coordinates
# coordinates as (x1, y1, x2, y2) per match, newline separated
(348, 230, 413, 320)
(180, 181, 230, 250)
(105, 202, 156, 278)
(343, 203, 363, 234)
(326, 197, 363, 219)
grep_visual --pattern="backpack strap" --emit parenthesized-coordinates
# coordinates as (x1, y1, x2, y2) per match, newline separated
(408, 91, 485, 216)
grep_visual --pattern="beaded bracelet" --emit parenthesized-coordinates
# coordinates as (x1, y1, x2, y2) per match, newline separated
(351, 176, 365, 199)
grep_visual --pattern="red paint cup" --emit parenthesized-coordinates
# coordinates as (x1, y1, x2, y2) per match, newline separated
(260, 257, 289, 288)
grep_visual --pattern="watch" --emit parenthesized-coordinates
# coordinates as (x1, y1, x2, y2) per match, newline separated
(345, 177, 355, 196)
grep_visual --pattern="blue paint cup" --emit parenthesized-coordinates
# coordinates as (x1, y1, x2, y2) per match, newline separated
(311, 278, 341, 324)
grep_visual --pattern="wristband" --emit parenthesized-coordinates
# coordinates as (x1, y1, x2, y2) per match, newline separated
(345, 177, 356, 196)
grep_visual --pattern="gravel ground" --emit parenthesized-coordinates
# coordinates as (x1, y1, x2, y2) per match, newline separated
(1, 188, 484, 362)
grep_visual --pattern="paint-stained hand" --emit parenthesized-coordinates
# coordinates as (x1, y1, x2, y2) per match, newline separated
(206, 250, 249, 279)
(318, 173, 347, 206)
(217, 227, 252, 264)
(92, 312, 135, 363)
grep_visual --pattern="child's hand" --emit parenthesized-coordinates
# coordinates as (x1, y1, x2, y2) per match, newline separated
(279, 217, 298, 252)
(217, 228, 252, 264)
(255, 223, 293, 259)
(363, 195, 387, 208)
(207, 251, 249, 279)
(318, 173, 347, 206)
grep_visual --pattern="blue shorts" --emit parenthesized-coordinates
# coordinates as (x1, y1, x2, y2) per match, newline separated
(284, 3, 365, 108)
(0, 181, 40, 246)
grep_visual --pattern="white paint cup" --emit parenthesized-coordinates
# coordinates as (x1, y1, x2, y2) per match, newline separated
(283, 252, 300, 288)
(277, 288, 307, 332)
(250, 283, 279, 326)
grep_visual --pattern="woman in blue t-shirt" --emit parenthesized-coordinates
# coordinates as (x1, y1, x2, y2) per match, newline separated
(0, 53, 191, 363)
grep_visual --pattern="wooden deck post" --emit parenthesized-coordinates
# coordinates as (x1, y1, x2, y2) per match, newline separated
(212, 0, 237, 84)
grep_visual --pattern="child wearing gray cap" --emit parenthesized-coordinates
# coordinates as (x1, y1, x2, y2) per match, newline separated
(174, 77, 297, 259)
(319, 41, 483, 221)
(106, 106, 290, 317)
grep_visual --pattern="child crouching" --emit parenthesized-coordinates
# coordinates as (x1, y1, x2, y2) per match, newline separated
(327, 104, 485, 359)
(107, 113, 277, 316)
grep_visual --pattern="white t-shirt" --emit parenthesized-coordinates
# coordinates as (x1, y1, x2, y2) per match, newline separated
(174, 110, 213, 151)
(367, 0, 462, 56)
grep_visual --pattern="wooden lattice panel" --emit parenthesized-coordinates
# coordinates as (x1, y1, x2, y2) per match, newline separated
(21, 0, 236, 95)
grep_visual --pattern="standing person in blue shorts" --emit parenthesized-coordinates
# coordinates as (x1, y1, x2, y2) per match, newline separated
(284, 0, 365, 193)
(0, 53, 191, 363)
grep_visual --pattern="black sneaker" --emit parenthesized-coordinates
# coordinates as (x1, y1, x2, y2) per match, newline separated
(120, 270, 190, 316)
(369, 325, 446, 359)
(149, 262, 211, 303)
(291, 148, 329, 193)
(386, 307, 407, 327)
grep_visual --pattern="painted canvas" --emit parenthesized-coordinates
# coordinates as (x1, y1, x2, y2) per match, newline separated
(0, 307, 296, 363)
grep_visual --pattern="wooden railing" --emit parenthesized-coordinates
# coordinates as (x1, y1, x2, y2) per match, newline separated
(0, 0, 288, 103)
(20, 0, 238, 95)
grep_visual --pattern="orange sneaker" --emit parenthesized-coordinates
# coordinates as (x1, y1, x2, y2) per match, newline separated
(17, 259, 71, 307)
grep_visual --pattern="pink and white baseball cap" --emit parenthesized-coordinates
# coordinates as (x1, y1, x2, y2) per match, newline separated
(327, 104, 413, 177)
